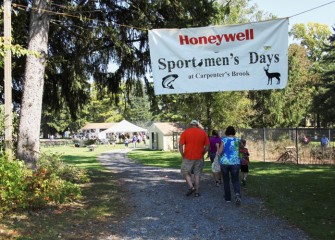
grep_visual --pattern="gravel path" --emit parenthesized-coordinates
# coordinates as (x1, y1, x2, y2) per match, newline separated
(98, 149, 310, 240)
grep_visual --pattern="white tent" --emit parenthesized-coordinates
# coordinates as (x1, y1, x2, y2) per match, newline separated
(98, 131, 107, 140)
(104, 120, 147, 133)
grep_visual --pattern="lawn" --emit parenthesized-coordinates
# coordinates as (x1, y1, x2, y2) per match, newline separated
(41, 144, 125, 170)
(128, 149, 335, 240)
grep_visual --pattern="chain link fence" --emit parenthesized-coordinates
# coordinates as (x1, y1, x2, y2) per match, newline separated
(238, 128, 335, 164)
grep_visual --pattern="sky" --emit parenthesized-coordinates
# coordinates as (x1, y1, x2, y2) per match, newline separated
(252, 0, 335, 30)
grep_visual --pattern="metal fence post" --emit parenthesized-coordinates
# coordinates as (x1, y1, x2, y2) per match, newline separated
(295, 127, 299, 164)
(263, 127, 266, 162)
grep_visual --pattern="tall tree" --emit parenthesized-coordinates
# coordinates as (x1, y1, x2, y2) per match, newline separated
(17, 0, 50, 166)
(290, 23, 332, 127)
(314, 27, 335, 126)
(281, 44, 314, 127)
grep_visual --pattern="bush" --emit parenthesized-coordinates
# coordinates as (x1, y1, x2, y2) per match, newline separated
(0, 155, 29, 212)
(25, 169, 81, 209)
(38, 152, 90, 183)
(0, 153, 89, 213)
(84, 139, 96, 146)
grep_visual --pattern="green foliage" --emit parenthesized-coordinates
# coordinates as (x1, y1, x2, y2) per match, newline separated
(0, 104, 20, 153)
(0, 155, 29, 213)
(290, 23, 332, 127)
(0, 152, 88, 213)
(213, 0, 276, 25)
(153, 90, 253, 133)
(41, 106, 72, 137)
(314, 28, 335, 126)
(0, 2, 39, 67)
(290, 23, 331, 62)
(122, 95, 152, 123)
(83, 139, 96, 146)
(0, 37, 39, 68)
(285, 44, 314, 126)
(38, 152, 90, 184)
(210, 91, 253, 129)
(25, 168, 81, 209)
(86, 84, 124, 123)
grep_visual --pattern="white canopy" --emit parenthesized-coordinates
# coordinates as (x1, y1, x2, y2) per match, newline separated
(104, 120, 147, 133)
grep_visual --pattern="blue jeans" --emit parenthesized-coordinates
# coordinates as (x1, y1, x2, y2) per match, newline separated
(221, 164, 241, 201)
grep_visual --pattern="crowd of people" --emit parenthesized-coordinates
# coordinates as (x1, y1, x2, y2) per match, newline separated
(178, 120, 250, 206)
(123, 133, 147, 148)
(71, 131, 148, 147)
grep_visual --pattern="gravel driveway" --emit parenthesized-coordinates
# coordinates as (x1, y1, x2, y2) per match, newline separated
(98, 149, 310, 240)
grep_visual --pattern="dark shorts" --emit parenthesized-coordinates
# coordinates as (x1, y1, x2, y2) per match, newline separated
(209, 152, 216, 164)
(241, 164, 249, 173)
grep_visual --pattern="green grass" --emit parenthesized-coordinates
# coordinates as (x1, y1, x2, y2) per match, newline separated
(128, 149, 335, 240)
(41, 144, 126, 170)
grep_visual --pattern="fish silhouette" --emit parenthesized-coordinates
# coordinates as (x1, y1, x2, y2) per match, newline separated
(162, 74, 178, 89)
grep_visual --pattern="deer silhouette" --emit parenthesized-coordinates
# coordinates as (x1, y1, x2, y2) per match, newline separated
(264, 65, 280, 85)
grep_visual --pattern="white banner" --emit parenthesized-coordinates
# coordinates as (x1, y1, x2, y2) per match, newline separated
(148, 19, 288, 95)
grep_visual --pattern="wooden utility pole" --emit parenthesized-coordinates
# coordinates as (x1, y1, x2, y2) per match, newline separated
(4, 0, 13, 160)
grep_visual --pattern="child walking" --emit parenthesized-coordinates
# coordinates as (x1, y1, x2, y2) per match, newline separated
(239, 139, 250, 186)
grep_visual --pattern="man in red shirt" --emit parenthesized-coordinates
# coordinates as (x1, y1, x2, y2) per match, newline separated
(179, 120, 210, 197)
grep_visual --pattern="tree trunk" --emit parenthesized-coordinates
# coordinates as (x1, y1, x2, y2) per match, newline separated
(17, 0, 50, 167)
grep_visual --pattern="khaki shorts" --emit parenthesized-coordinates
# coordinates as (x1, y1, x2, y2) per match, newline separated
(181, 158, 204, 176)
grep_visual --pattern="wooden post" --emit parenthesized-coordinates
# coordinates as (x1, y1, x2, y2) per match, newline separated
(4, 0, 13, 160)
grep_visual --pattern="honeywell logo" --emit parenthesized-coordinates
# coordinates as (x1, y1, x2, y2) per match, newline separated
(179, 29, 254, 46)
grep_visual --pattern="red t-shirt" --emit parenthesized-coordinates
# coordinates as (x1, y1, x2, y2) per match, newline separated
(179, 127, 210, 160)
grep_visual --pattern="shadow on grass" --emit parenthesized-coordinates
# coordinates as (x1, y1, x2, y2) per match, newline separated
(244, 161, 335, 239)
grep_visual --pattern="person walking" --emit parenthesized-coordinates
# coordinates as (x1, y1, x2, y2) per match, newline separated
(218, 126, 242, 205)
(208, 130, 222, 186)
(179, 120, 210, 197)
(124, 136, 129, 147)
(239, 139, 250, 186)
(132, 135, 138, 148)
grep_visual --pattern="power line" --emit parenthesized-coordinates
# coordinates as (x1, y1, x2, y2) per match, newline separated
(11, 1, 335, 32)
(12, 3, 148, 31)
(289, 0, 335, 18)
